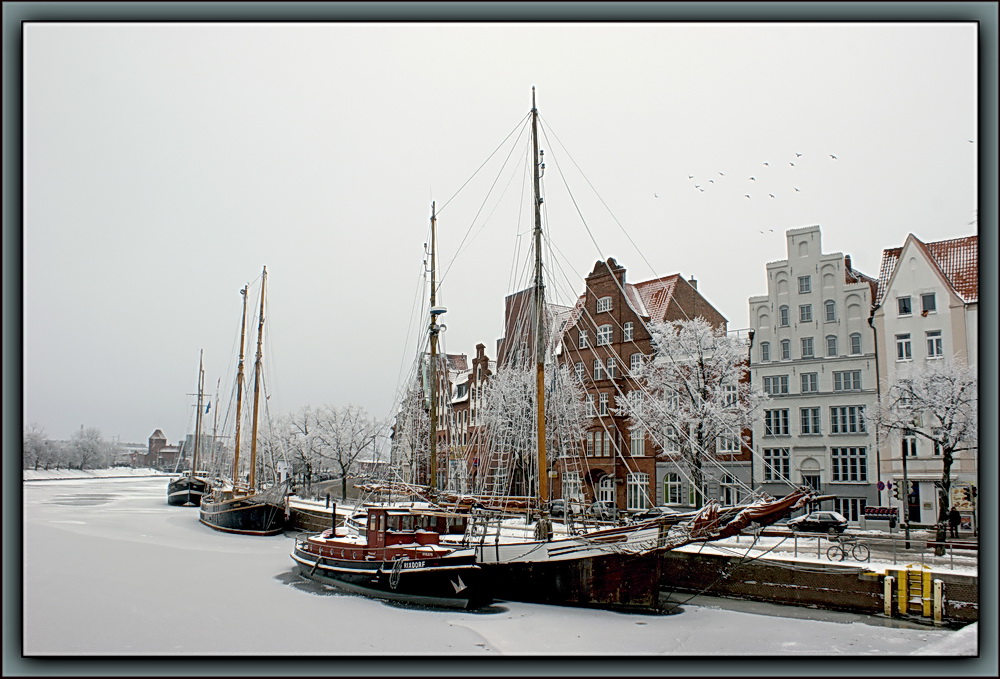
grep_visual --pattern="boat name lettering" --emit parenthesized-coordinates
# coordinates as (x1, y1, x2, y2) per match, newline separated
(402, 561, 425, 569)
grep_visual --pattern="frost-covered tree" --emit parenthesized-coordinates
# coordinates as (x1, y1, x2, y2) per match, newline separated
(875, 361, 978, 548)
(391, 382, 431, 486)
(274, 406, 328, 496)
(313, 404, 381, 501)
(23, 424, 56, 470)
(479, 362, 589, 498)
(67, 427, 109, 470)
(619, 318, 767, 508)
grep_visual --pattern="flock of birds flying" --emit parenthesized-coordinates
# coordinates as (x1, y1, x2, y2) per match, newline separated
(667, 151, 841, 202)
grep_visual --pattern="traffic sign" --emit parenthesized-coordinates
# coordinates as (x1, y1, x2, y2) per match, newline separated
(876, 481, 885, 491)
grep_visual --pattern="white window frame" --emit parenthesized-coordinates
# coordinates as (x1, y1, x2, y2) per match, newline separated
(833, 497, 866, 522)
(799, 304, 813, 323)
(896, 333, 912, 361)
(902, 430, 917, 457)
(833, 370, 862, 392)
(598, 393, 609, 416)
(850, 333, 862, 355)
(578, 329, 589, 349)
(598, 475, 615, 503)
(926, 330, 943, 358)
(830, 405, 866, 434)
(826, 335, 838, 357)
(626, 472, 650, 511)
(562, 472, 583, 502)
(664, 473, 682, 504)
(779, 305, 789, 326)
(921, 292, 936, 314)
(763, 448, 790, 482)
(780, 339, 791, 360)
(623, 321, 633, 342)
(824, 299, 836, 322)
(606, 357, 618, 379)
(764, 409, 790, 436)
(662, 425, 680, 453)
(596, 324, 613, 346)
(574, 361, 584, 382)
(717, 433, 741, 453)
(760, 342, 771, 362)
(593, 358, 605, 380)
(798, 276, 811, 294)
(596, 296, 612, 313)
(801, 372, 818, 393)
(801, 337, 814, 359)
(630, 352, 642, 374)
(800, 407, 821, 435)
(897, 296, 912, 316)
(831, 447, 868, 482)
(630, 427, 645, 456)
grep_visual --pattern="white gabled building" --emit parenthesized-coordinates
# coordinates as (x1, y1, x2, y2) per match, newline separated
(748, 225, 880, 524)
(871, 233, 978, 527)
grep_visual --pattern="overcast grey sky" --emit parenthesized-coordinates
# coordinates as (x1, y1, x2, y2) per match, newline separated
(23, 21, 979, 445)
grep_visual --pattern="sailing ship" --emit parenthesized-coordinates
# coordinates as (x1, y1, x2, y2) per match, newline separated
(167, 350, 211, 506)
(364, 89, 816, 610)
(199, 267, 288, 536)
(291, 204, 492, 609)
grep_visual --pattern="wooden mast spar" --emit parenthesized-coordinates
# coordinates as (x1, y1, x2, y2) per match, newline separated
(531, 87, 548, 506)
(192, 349, 205, 476)
(232, 283, 249, 492)
(428, 203, 444, 499)
(248, 266, 267, 492)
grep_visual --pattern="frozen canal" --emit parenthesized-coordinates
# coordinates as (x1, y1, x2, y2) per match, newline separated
(21, 476, 975, 660)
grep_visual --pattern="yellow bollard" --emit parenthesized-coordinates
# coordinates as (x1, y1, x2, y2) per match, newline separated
(933, 579, 944, 625)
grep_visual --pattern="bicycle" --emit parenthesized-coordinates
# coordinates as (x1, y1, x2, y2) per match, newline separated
(826, 534, 870, 562)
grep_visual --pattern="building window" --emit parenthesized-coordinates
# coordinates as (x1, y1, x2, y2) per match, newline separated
(830, 406, 866, 434)
(834, 497, 866, 522)
(850, 333, 862, 355)
(593, 358, 605, 380)
(664, 473, 682, 504)
(662, 425, 680, 453)
(896, 333, 912, 361)
(598, 475, 615, 503)
(598, 393, 609, 416)
(764, 409, 790, 436)
(800, 407, 821, 434)
(722, 383, 738, 407)
(798, 276, 812, 294)
(721, 474, 740, 505)
(779, 305, 789, 327)
(921, 293, 936, 314)
(586, 394, 595, 416)
(802, 474, 821, 492)
(826, 335, 838, 357)
(799, 304, 813, 323)
(833, 370, 862, 391)
(902, 429, 917, 457)
(562, 473, 583, 502)
(717, 434, 740, 453)
(586, 431, 595, 457)
(801, 337, 814, 358)
(630, 428, 645, 456)
(760, 342, 771, 362)
(597, 324, 613, 346)
(780, 339, 791, 360)
(606, 357, 618, 379)
(801, 372, 818, 393)
(926, 330, 943, 358)
(574, 362, 584, 382)
(596, 296, 612, 313)
(630, 352, 642, 374)
(831, 447, 868, 482)
(932, 428, 945, 456)
(825, 300, 836, 322)
(763, 448, 790, 482)
(763, 375, 789, 395)
(579, 329, 589, 349)
(897, 296, 912, 316)
(627, 473, 650, 511)
(602, 430, 612, 457)
(623, 321, 633, 341)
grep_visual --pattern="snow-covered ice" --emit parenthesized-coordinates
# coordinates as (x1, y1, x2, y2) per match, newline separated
(19, 474, 977, 657)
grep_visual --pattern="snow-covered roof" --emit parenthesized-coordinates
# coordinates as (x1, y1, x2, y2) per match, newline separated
(876, 234, 978, 305)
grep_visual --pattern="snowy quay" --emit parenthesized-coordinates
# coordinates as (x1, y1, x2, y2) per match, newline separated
(19, 474, 980, 660)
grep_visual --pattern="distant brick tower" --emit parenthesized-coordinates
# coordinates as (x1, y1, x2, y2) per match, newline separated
(148, 429, 167, 466)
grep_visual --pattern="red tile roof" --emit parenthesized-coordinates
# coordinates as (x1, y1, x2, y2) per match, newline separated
(876, 234, 978, 304)
(632, 274, 682, 323)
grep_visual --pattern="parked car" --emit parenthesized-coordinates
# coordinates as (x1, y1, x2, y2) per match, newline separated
(632, 505, 682, 522)
(787, 511, 848, 534)
(587, 501, 619, 521)
(548, 499, 566, 517)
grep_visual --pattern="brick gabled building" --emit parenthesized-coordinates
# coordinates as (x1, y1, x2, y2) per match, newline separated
(553, 257, 733, 513)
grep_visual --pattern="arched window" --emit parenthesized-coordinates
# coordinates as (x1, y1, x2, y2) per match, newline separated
(779, 305, 789, 327)
(596, 296, 612, 313)
(596, 324, 613, 346)
(598, 475, 615, 504)
(826, 335, 838, 357)
(850, 333, 862, 355)
(825, 299, 836, 322)
(760, 341, 771, 362)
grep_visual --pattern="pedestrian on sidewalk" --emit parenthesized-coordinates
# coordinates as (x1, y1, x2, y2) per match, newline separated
(948, 507, 961, 538)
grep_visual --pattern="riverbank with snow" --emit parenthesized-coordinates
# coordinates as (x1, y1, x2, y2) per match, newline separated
(22, 467, 171, 481)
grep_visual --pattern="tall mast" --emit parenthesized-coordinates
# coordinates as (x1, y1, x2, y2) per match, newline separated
(249, 266, 267, 491)
(192, 349, 204, 476)
(531, 86, 548, 503)
(428, 202, 441, 497)
(232, 283, 249, 487)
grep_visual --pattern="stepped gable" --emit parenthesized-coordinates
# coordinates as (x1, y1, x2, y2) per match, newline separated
(876, 234, 978, 305)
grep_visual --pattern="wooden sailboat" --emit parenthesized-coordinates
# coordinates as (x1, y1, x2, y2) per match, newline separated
(167, 350, 210, 506)
(199, 267, 288, 536)
(291, 204, 491, 609)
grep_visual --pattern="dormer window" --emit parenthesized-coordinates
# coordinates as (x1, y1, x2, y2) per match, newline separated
(596, 296, 612, 313)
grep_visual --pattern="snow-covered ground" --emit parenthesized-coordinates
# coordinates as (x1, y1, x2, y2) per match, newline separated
(22, 466, 171, 481)
(18, 476, 977, 658)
